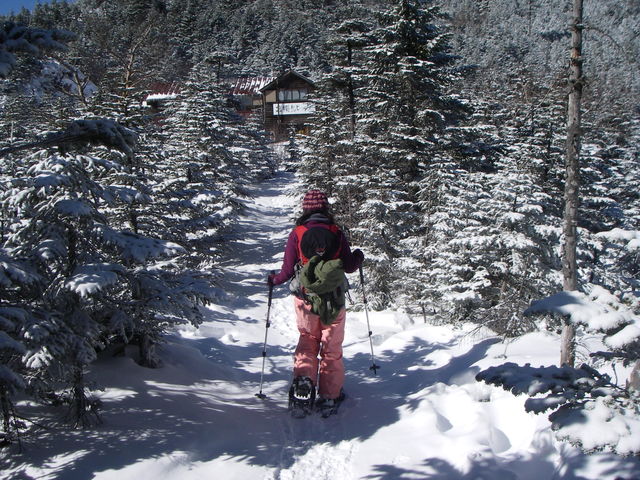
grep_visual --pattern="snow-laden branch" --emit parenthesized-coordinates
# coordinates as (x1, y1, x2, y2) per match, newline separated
(0, 253, 40, 287)
(64, 263, 125, 298)
(477, 362, 640, 455)
(0, 21, 75, 77)
(95, 225, 185, 263)
(0, 119, 138, 158)
(524, 286, 640, 348)
(479, 280, 640, 455)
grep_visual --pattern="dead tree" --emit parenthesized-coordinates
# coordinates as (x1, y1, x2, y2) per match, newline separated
(561, 0, 584, 367)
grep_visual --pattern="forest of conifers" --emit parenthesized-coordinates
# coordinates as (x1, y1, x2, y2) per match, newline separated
(0, 0, 638, 438)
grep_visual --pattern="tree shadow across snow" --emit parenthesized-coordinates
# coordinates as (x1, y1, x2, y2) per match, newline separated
(3, 344, 294, 479)
(364, 452, 640, 480)
(365, 456, 526, 480)
(0, 171, 515, 477)
(66, 332, 497, 477)
(348, 337, 640, 480)
(332, 336, 501, 440)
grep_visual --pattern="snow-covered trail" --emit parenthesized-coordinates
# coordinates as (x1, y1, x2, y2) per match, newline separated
(5, 172, 640, 480)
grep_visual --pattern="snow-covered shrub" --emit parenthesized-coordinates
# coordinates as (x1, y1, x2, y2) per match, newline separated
(477, 286, 640, 455)
(477, 362, 640, 455)
(0, 252, 39, 444)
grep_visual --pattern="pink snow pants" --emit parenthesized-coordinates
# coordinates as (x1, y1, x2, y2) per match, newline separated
(293, 296, 346, 399)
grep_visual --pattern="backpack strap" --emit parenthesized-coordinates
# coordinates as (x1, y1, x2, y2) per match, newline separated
(294, 225, 309, 263)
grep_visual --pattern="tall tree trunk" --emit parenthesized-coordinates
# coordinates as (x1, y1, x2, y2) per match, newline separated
(629, 360, 640, 391)
(561, 0, 583, 367)
(1, 387, 12, 439)
(347, 41, 356, 139)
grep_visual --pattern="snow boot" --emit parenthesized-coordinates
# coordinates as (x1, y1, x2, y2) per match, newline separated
(288, 376, 316, 418)
(316, 389, 346, 418)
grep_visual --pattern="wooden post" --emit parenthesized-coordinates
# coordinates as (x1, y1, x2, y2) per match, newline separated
(561, 0, 583, 367)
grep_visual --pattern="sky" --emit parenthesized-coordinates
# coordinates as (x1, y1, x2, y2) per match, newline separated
(0, 0, 73, 16)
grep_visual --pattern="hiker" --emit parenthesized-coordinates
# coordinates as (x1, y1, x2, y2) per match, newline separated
(268, 189, 364, 415)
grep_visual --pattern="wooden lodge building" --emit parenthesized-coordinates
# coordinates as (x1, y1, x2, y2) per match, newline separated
(230, 70, 316, 142)
(144, 70, 316, 142)
(230, 75, 274, 115)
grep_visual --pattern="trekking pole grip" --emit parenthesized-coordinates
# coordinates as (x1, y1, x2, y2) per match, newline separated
(266, 270, 275, 326)
(268, 269, 275, 299)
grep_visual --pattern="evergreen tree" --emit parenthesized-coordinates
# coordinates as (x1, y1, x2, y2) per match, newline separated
(0, 120, 215, 429)
(159, 63, 254, 267)
(352, 0, 472, 307)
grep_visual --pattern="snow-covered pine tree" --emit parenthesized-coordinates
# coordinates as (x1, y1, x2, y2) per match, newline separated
(76, 0, 167, 128)
(1, 144, 129, 426)
(415, 91, 570, 330)
(0, 119, 215, 428)
(158, 62, 255, 268)
(349, 0, 472, 308)
(420, 151, 564, 331)
(0, 21, 74, 78)
(297, 68, 370, 226)
(214, 76, 277, 184)
(0, 251, 40, 445)
(298, 3, 376, 223)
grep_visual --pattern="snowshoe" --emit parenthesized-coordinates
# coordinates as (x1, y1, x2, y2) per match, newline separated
(316, 390, 346, 418)
(288, 376, 316, 419)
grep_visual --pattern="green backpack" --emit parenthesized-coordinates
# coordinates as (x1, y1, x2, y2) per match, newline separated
(299, 255, 347, 325)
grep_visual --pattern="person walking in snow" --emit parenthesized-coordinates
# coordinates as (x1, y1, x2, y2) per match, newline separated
(268, 189, 364, 416)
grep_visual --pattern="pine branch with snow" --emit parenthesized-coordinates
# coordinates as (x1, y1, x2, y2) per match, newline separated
(525, 286, 640, 362)
(0, 21, 75, 78)
(477, 362, 640, 455)
(477, 284, 640, 455)
(0, 118, 138, 158)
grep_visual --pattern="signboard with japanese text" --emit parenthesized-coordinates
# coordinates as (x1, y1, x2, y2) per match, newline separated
(273, 102, 315, 115)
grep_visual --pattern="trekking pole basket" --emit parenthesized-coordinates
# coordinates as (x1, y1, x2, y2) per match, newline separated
(359, 265, 380, 374)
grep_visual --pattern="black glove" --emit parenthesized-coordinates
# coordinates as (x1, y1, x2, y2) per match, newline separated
(353, 248, 364, 265)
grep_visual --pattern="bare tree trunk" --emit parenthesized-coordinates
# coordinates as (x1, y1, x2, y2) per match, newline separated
(629, 360, 640, 391)
(1, 387, 12, 438)
(561, 0, 584, 367)
(138, 332, 159, 368)
(347, 41, 356, 140)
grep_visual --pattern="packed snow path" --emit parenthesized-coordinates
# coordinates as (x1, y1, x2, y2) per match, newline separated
(5, 172, 640, 480)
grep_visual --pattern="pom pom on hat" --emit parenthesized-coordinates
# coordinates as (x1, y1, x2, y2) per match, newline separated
(302, 189, 329, 212)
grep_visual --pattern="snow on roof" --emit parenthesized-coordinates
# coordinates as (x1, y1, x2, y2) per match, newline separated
(149, 82, 180, 95)
(230, 76, 275, 96)
(259, 70, 315, 92)
(143, 82, 180, 106)
(144, 82, 179, 98)
(144, 93, 178, 102)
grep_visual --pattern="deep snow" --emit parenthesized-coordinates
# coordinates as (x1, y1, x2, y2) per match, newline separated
(3, 172, 640, 480)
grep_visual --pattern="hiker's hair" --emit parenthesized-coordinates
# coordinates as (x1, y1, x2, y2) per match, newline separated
(295, 208, 335, 226)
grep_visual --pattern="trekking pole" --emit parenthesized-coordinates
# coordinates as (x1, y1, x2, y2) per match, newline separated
(359, 265, 380, 374)
(256, 271, 275, 399)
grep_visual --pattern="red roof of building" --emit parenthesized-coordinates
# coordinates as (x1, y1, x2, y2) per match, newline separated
(230, 76, 275, 95)
(148, 82, 180, 95)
